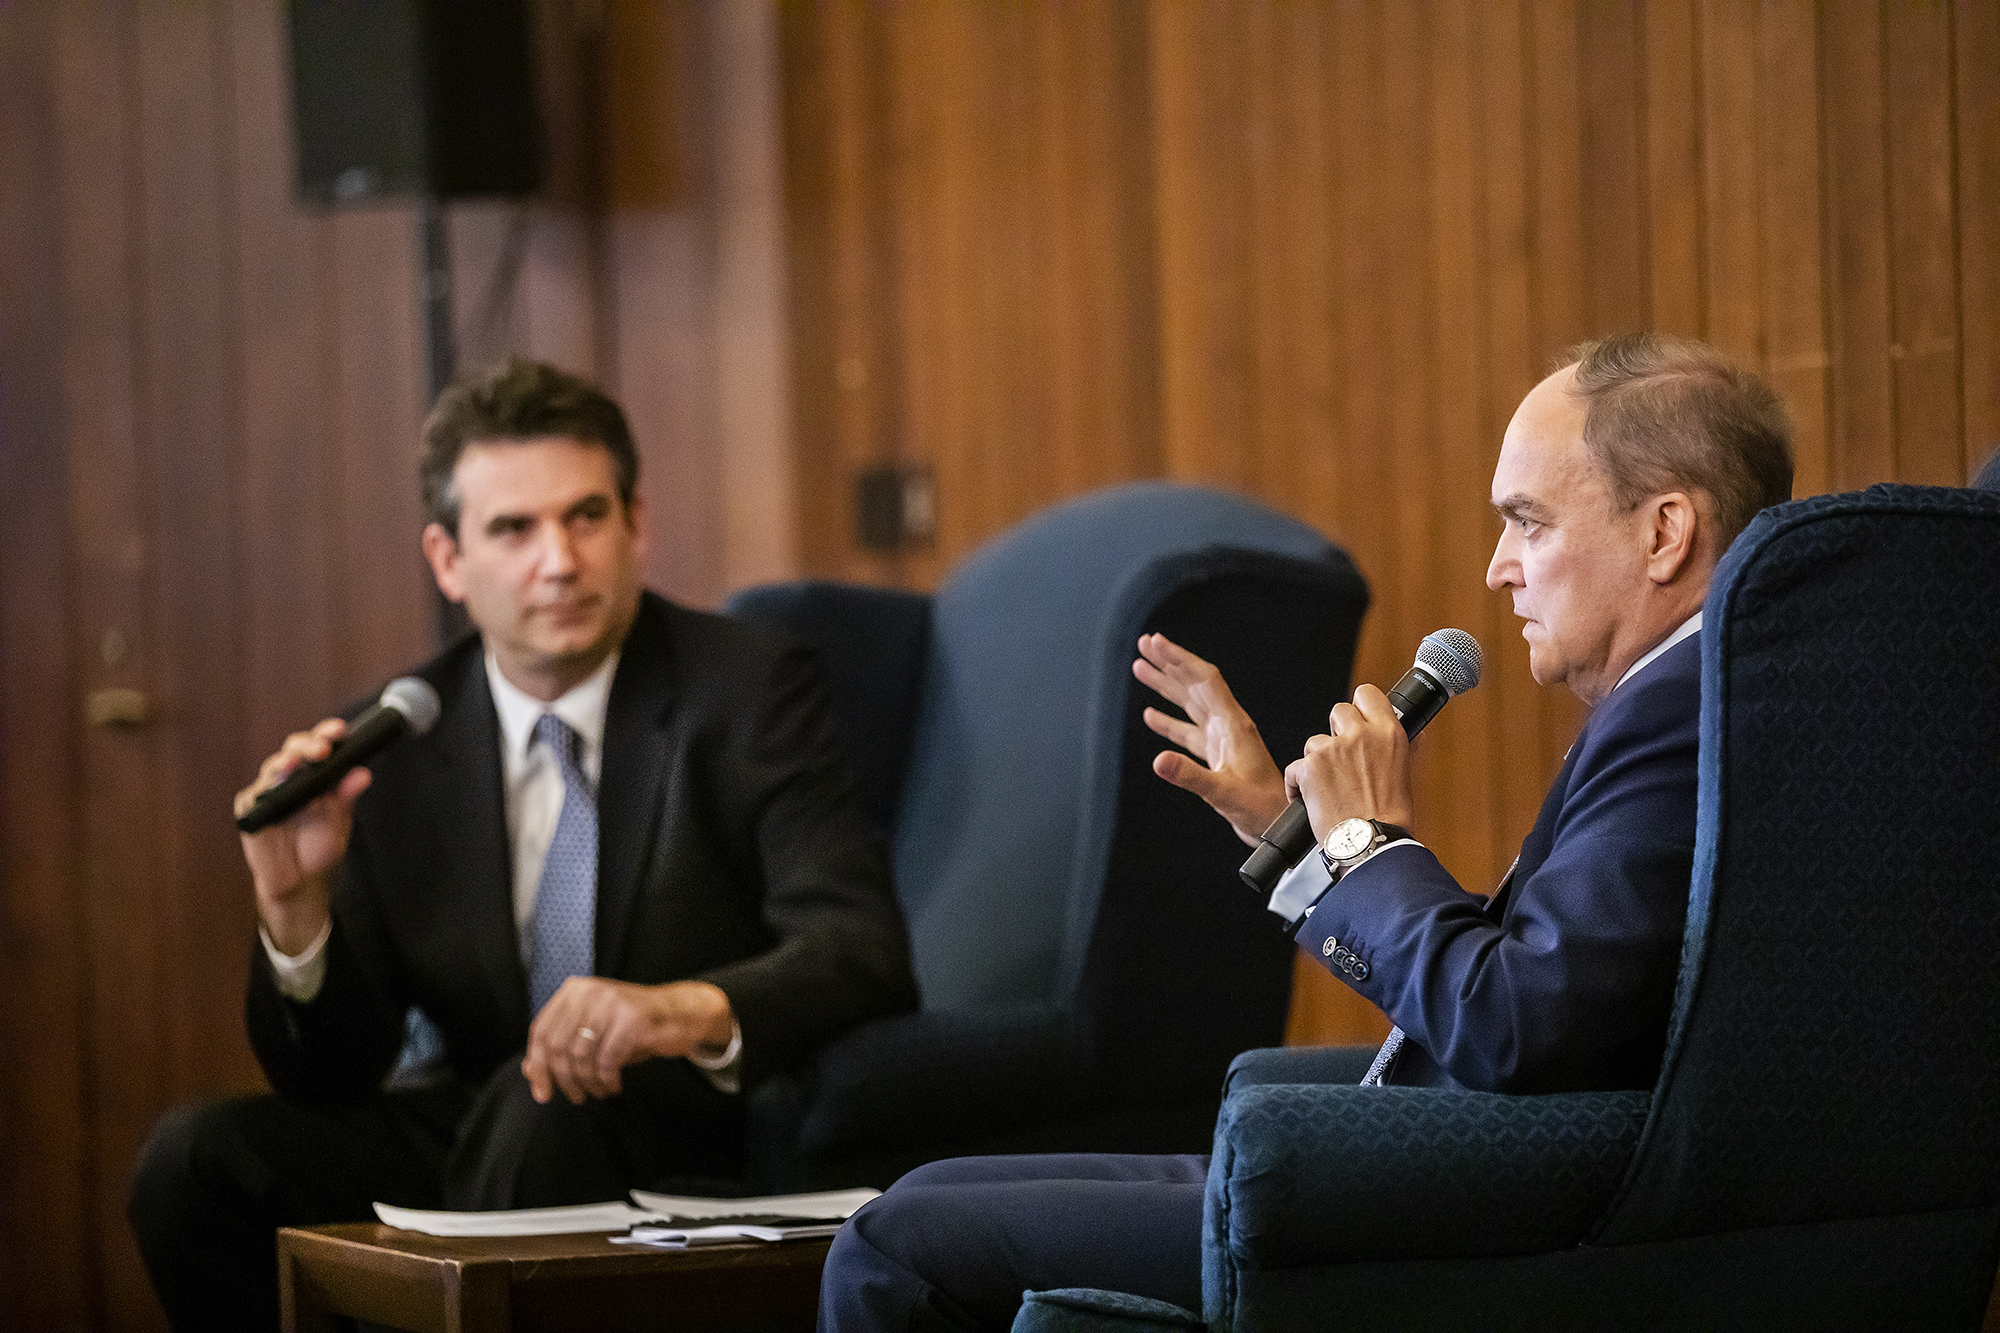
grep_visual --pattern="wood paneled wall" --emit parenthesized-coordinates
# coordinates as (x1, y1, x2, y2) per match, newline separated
(3, 3, 1994, 1327)
(2, 6, 437, 1326)
(0, 3, 761, 1327)
(780, 0, 2000, 1044)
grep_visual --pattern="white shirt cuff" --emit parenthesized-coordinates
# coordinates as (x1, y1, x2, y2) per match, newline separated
(1269, 855, 1333, 923)
(260, 918, 332, 1003)
(687, 1020, 743, 1095)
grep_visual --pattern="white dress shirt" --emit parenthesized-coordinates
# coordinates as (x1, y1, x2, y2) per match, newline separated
(262, 648, 741, 1089)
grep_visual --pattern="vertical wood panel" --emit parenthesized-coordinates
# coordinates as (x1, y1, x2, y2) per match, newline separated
(781, 2, 902, 586)
(1757, 0, 1831, 498)
(713, 0, 799, 592)
(1644, 0, 1705, 337)
(231, 2, 337, 751)
(1883, 0, 1964, 485)
(1960, 0, 2000, 475)
(1254, 9, 1340, 523)
(1581, 0, 1649, 333)
(604, 0, 724, 606)
(1045, 5, 1161, 496)
(1151, 1, 1250, 486)
(1700, 0, 1765, 363)
(119, 9, 250, 1322)
(0, 5, 93, 1325)
(60, 11, 169, 1327)
(329, 209, 431, 692)
(1822, 0, 1897, 488)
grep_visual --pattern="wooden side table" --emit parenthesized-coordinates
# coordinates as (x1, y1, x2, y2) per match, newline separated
(277, 1222, 829, 1333)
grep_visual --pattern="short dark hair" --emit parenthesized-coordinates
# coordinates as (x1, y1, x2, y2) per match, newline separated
(1564, 333, 1794, 553)
(419, 358, 639, 535)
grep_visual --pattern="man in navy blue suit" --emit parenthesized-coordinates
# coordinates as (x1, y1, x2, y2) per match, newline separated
(818, 333, 1795, 1332)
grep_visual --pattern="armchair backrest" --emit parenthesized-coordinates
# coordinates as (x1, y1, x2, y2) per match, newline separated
(1598, 484, 2000, 1245)
(723, 580, 930, 835)
(889, 482, 1364, 1026)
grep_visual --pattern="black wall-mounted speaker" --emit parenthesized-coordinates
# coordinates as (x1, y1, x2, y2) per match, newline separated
(289, 0, 542, 204)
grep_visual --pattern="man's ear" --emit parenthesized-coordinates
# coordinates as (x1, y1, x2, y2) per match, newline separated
(624, 494, 648, 558)
(1644, 491, 1702, 585)
(421, 523, 467, 602)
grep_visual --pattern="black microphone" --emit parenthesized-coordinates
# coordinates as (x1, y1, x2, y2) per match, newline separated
(1238, 629, 1482, 895)
(236, 678, 442, 834)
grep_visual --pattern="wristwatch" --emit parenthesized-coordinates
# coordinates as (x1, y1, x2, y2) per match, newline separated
(1320, 817, 1415, 880)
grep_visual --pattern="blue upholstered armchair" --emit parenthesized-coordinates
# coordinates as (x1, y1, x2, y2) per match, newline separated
(724, 482, 1370, 1191)
(1019, 483, 2000, 1331)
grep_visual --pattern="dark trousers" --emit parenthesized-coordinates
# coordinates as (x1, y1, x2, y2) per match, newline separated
(817, 1153, 1209, 1333)
(129, 1055, 744, 1331)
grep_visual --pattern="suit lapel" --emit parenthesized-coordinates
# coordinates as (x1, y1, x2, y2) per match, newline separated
(596, 595, 677, 976)
(1489, 727, 1590, 919)
(427, 650, 532, 1035)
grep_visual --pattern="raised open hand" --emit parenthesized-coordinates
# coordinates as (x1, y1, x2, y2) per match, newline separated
(1132, 632, 1291, 847)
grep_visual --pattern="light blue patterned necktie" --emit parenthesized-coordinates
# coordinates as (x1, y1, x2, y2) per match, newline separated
(1360, 1027, 1404, 1086)
(526, 713, 596, 1014)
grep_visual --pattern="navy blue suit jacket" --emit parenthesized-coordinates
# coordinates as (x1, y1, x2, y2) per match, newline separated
(1296, 632, 1700, 1093)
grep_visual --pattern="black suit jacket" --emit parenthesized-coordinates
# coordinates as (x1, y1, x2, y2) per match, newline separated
(247, 591, 916, 1102)
(1297, 631, 1701, 1093)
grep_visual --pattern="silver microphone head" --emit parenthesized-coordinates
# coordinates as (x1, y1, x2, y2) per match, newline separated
(379, 677, 442, 736)
(1415, 628, 1482, 697)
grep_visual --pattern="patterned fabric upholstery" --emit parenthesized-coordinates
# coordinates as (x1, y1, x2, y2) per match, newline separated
(1206, 1086, 1650, 1267)
(727, 482, 1371, 1189)
(1598, 483, 2000, 1243)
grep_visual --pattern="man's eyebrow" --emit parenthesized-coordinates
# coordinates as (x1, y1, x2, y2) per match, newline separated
(562, 492, 613, 521)
(1492, 494, 1547, 521)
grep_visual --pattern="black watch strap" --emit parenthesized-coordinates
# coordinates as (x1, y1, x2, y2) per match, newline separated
(1321, 820, 1416, 880)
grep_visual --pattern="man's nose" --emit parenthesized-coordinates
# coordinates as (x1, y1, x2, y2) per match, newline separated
(1485, 531, 1514, 591)
(538, 522, 579, 576)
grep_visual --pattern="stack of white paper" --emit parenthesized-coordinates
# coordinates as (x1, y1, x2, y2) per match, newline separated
(373, 1187, 880, 1245)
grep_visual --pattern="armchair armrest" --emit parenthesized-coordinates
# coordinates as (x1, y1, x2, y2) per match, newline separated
(1204, 1084, 1648, 1275)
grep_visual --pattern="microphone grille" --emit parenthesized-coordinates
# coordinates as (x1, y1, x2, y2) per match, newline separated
(1416, 628, 1482, 696)
(380, 677, 442, 735)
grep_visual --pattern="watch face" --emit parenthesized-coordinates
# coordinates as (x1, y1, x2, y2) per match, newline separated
(1324, 817, 1375, 862)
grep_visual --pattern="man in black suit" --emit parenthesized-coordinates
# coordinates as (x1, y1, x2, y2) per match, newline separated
(130, 360, 917, 1330)
(818, 333, 1793, 1331)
